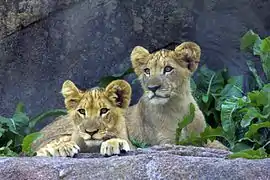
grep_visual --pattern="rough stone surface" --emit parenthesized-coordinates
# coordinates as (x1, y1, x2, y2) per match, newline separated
(0, 145, 269, 180)
(0, 0, 270, 126)
(0, 0, 81, 38)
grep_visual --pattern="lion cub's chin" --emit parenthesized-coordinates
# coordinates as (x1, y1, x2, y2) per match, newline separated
(84, 139, 103, 147)
(149, 97, 170, 104)
(147, 93, 170, 104)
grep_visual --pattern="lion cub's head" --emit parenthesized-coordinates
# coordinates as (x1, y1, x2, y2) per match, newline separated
(61, 79, 131, 142)
(131, 42, 201, 104)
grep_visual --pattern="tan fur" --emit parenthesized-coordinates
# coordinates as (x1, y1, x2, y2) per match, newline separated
(32, 80, 133, 157)
(126, 42, 207, 145)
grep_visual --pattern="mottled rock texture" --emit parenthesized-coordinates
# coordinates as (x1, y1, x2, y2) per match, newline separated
(0, 145, 269, 180)
(0, 0, 270, 127)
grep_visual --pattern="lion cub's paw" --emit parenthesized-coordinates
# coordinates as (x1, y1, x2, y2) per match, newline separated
(36, 141, 80, 157)
(100, 138, 130, 156)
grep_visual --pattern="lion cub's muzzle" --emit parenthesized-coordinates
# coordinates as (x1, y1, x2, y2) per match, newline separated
(146, 85, 171, 100)
(147, 85, 161, 93)
(82, 128, 116, 141)
(79, 119, 117, 141)
(78, 119, 101, 140)
(85, 128, 99, 137)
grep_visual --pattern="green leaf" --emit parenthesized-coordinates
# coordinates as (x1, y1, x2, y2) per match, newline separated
(246, 60, 264, 89)
(130, 138, 149, 148)
(6, 140, 13, 147)
(0, 127, 5, 138)
(253, 37, 262, 55)
(248, 91, 267, 107)
(261, 37, 270, 53)
(262, 84, 270, 115)
(177, 132, 204, 146)
(232, 142, 252, 152)
(216, 76, 244, 110)
(228, 147, 268, 159)
(195, 65, 224, 94)
(0, 116, 18, 134)
(15, 102, 25, 114)
(223, 76, 244, 97)
(245, 122, 270, 139)
(200, 126, 226, 140)
(260, 52, 270, 80)
(178, 126, 231, 148)
(12, 112, 29, 127)
(22, 132, 43, 154)
(0, 142, 18, 157)
(240, 107, 268, 127)
(203, 73, 216, 103)
(29, 109, 67, 129)
(175, 103, 195, 143)
(228, 75, 244, 88)
(221, 99, 238, 133)
(262, 83, 270, 92)
(202, 95, 209, 103)
(240, 30, 260, 51)
(0, 140, 18, 157)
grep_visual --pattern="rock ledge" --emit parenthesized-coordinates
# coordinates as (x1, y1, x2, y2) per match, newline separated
(0, 145, 269, 180)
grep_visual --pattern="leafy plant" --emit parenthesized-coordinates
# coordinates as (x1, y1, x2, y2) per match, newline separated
(192, 65, 244, 128)
(0, 102, 66, 156)
(0, 140, 18, 157)
(241, 30, 270, 83)
(175, 30, 270, 159)
(130, 138, 150, 148)
(176, 83, 270, 159)
(175, 103, 196, 144)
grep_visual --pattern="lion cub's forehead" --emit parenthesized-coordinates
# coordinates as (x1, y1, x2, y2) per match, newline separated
(79, 88, 110, 109)
(147, 49, 176, 68)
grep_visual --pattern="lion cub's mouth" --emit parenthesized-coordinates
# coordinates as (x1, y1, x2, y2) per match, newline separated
(149, 93, 170, 100)
(80, 131, 117, 141)
(147, 92, 171, 104)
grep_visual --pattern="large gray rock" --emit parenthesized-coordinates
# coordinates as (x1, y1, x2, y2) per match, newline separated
(0, 0, 269, 125)
(0, 145, 269, 180)
(0, 0, 81, 38)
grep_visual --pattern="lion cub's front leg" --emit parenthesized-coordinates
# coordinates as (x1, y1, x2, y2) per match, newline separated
(100, 138, 130, 156)
(36, 136, 80, 157)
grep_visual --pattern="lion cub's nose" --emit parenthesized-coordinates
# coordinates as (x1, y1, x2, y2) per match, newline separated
(148, 85, 161, 93)
(85, 129, 99, 136)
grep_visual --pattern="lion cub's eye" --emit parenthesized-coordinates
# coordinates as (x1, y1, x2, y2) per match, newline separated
(78, 109, 86, 115)
(100, 108, 109, 116)
(144, 68, 150, 75)
(164, 66, 174, 74)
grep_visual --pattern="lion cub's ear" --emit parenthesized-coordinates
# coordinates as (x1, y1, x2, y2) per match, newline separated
(131, 46, 150, 75)
(61, 80, 83, 110)
(174, 42, 201, 72)
(105, 80, 132, 109)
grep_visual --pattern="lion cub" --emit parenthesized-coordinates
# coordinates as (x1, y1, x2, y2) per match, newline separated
(126, 42, 207, 145)
(32, 80, 133, 157)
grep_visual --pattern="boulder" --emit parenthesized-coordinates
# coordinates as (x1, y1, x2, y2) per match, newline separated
(0, 0, 82, 38)
(0, 0, 269, 126)
(0, 145, 269, 180)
